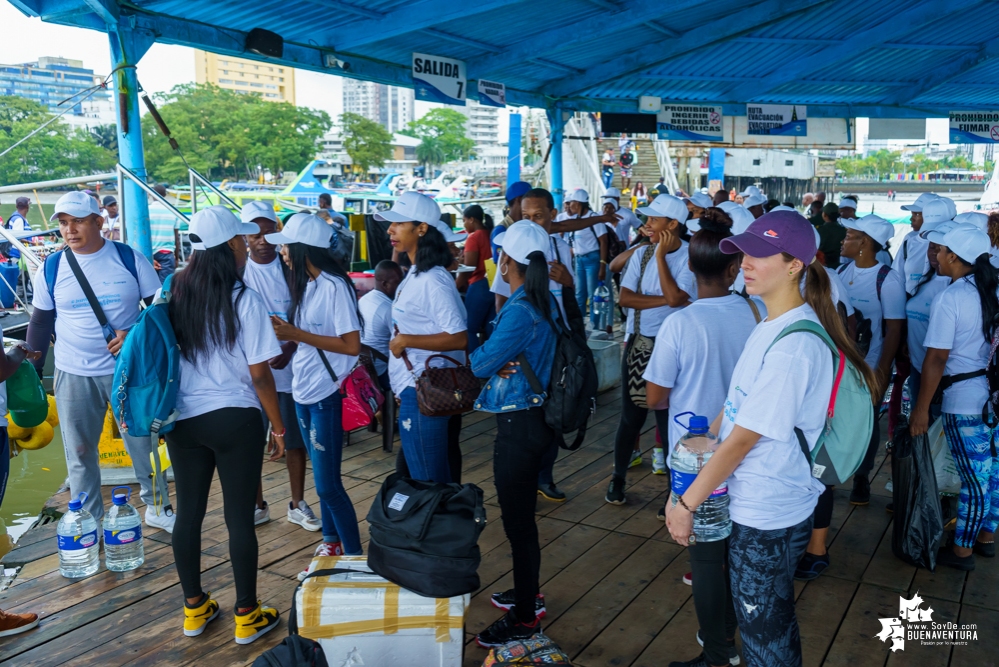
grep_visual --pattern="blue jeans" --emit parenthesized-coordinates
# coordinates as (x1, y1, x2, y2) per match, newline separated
(154, 249, 176, 284)
(295, 392, 362, 554)
(398, 387, 452, 483)
(465, 278, 495, 353)
(602, 168, 614, 188)
(574, 250, 601, 322)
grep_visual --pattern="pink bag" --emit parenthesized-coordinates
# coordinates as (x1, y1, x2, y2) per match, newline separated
(340, 363, 385, 432)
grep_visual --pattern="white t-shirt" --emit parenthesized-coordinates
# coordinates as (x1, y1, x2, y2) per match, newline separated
(176, 288, 282, 420)
(359, 289, 393, 378)
(621, 242, 695, 337)
(567, 211, 606, 256)
(644, 295, 764, 460)
(923, 276, 992, 415)
(892, 231, 931, 295)
(837, 262, 906, 369)
(492, 235, 575, 322)
(291, 275, 361, 405)
(389, 266, 467, 394)
(241, 257, 293, 393)
(720, 304, 831, 530)
(905, 274, 950, 373)
(32, 241, 161, 377)
(613, 206, 642, 244)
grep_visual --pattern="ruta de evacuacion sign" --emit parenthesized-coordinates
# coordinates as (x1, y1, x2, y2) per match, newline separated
(746, 104, 807, 136)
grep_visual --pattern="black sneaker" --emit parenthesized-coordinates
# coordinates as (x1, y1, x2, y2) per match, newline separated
(886, 502, 894, 514)
(537, 483, 566, 502)
(605, 477, 626, 505)
(657, 501, 667, 521)
(489, 590, 546, 619)
(974, 541, 995, 558)
(793, 552, 830, 581)
(475, 611, 541, 648)
(668, 653, 713, 667)
(696, 630, 741, 665)
(849, 475, 871, 505)
(936, 547, 975, 571)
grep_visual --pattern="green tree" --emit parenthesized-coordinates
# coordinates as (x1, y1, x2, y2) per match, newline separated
(141, 83, 331, 183)
(0, 96, 116, 184)
(90, 124, 117, 152)
(402, 108, 475, 163)
(415, 137, 446, 175)
(338, 112, 392, 175)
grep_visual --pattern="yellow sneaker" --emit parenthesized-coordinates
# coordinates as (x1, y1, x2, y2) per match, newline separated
(183, 593, 220, 637)
(234, 601, 280, 645)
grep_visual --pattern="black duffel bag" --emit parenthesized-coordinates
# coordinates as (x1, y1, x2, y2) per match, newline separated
(366, 473, 486, 598)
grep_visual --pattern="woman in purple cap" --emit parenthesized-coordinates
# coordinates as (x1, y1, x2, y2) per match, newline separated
(666, 210, 877, 667)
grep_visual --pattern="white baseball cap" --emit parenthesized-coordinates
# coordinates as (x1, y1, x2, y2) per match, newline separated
(50, 191, 101, 221)
(717, 200, 741, 215)
(431, 218, 468, 243)
(240, 200, 279, 224)
(493, 220, 552, 264)
(838, 196, 858, 210)
(603, 187, 622, 199)
(687, 192, 712, 209)
(636, 194, 688, 222)
(374, 191, 442, 225)
(953, 211, 989, 232)
(566, 188, 590, 203)
(743, 194, 768, 209)
(900, 192, 938, 212)
(938, 196, 958, 219)
(920, 220, 959, 240)
(921, 198, 954, 225)
(190, 205, 259, 250)
(265, 213, 332, 248)
(686, 218, 701, 233)
(842, 214, 895, 246)
(739, 185, 763, 198)
(934, 224, 991, 264)
(729, 206, 755, 235)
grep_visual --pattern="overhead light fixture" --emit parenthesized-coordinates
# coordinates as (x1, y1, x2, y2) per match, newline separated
(246, 28, 283, 58)
(324, 53, 350, 71)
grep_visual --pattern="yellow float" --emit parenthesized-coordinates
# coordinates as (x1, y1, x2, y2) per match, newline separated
(6, 396, 60, 450)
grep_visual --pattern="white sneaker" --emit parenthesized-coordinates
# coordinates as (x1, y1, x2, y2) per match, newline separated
(629, 450, 643, 468)
(652, 448, 667, 475)
(145, 506, 176, 534)
(297, 541, 343, 581)
(254, 502, 271, 526)
(287, 501, 322, 532)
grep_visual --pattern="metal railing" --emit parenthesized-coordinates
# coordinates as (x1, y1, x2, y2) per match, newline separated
(652, 140, 682, 195)
(116, 164, 191, 262)
(539, 113, 607, 200)
(188, 168, 241, 214)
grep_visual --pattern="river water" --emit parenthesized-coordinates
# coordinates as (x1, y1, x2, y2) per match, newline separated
(2, 427, 67, 546)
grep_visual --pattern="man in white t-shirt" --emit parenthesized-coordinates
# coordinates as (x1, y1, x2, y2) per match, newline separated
(240, 200, 321, 532)
(26, 192, 173, 531)
(359, 260, 404, 386)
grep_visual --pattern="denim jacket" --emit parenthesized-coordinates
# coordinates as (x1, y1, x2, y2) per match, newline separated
(470, 287, 558, 413)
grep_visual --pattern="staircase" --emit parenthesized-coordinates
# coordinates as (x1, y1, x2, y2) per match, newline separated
(596, 137, 664, 194)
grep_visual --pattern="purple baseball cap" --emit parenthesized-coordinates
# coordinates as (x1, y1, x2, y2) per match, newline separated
(720, 210, 816, 264)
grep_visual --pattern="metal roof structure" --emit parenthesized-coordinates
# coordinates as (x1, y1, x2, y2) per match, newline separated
(11, 0, 999, 118)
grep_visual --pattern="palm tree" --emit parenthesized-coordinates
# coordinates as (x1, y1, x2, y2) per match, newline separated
(90, 124, 117, 152)
(416, 138, 446, 176)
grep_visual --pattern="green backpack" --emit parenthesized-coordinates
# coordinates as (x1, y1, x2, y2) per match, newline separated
(766, 320, 874, 486)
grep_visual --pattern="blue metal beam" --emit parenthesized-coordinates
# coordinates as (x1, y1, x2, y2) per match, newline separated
(424, 28, 502, 53)
(546, 0, 831, 97)
(646, 22, 680, 38)
(296, 0, 383, 20)
(84, 0, 117, 24)
(335, 0, 528, 51)
(726, 0, 984, 102)
(884, 35, 999, 104)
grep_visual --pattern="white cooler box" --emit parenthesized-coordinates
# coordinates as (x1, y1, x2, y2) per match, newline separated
(295, 556, 469, 667)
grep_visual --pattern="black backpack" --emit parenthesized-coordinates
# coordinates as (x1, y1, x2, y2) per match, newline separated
(252, 635, 328, 667)
(365, 473, 486, 598)
(518, 309, 599, 451)
(840, 263, 891, 357)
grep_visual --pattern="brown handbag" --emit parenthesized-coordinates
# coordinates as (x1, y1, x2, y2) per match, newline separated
(397, 325, 480, 416)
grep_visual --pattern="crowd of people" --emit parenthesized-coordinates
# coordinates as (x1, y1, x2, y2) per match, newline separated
(0, 180, 996, 667)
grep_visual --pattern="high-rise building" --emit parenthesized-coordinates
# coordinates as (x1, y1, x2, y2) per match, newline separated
(194, 51, 295, 103)
(342, 80, 413, 133)
(460, 99, 501, 150)
(0, 56, 114, 129)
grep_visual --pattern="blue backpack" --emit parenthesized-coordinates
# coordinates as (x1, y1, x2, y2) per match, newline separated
(111, 274, 180, 437)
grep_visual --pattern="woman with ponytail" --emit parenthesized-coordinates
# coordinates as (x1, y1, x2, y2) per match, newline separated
(470, 221, 559, 649)
(459, 204, 495, 351)
(666, 210, 877, 667)
(910, 224, 999, 570)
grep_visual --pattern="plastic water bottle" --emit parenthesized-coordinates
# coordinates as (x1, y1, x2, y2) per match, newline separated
(57, 492, 100, 578)
(669, 412, 732, 543)
(592, 282, 611, 330)
(103, 486, 144, 572)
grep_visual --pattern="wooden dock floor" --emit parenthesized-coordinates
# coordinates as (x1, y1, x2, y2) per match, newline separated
(2, 346, 997, 666)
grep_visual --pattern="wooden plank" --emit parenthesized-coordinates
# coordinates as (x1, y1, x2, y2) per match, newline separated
(909, 563, 967, 605)
(795, 575, 858, 667)
(862, 520, 916, 594)
(950, 604, 999, 667)
(963, 551, 999, 611)
(825, 493, 893, 583)
(822, 583, 898, 667)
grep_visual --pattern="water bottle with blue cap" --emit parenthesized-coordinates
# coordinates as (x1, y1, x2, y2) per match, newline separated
(669, 412, 731, 543)
(57, 492, 100, 578)
(593, 281, 611, 330)
(103, 486, 145, 572)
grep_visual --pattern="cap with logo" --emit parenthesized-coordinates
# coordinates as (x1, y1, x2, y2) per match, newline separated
(240, 200, 279, 224)
(838, 196, 858, 210)
(842, 214, 895, 246)
(373, 191, 465, 241)
(565, 188, 590, 203)
(687, 192, 712, 209)
(265, 213, 333, 248)
(938, 196, 958, 219)
(900, 192, 938, 212)
(493, 220, 552, 264)
(505, 181, 531, 203)
(49, 191, 101, 221)
(190, 205, 259, 250)
(930, 224, 991, 265)
(728, 206, 756, 235)
(636, 194, 688, 222)
(743, 194, 768, 209)
(739, 185, 764, 198)
(920, 198, 953, 226)
(920, 220, 959, 240)
(720, 210, 816, 264)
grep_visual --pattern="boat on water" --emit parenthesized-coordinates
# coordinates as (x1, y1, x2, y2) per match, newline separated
(979, 159, 999, 211)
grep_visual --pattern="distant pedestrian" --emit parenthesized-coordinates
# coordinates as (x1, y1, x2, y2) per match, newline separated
(101, 196, 120, 241)
(601, 148, 615, 189)
(619, 148, 635, 191)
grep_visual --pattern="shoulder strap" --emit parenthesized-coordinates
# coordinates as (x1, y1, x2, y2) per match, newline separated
(837, 263, 848, 275)
(517, 352, 545, 395)
(64, 249, 117, 344)
(875, 264, 891, 301)
(44, 249, 64, 304)
(766, 320, 836, 356)
(740, 293, 761, 324)
(903, 237, 909, 262)
(633, 245, 656, 334)
(112, 241, 139, 283)
(317, 349, 338, 384)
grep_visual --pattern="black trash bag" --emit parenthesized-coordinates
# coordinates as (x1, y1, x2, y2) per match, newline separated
(252, 635, 329, 667)
(891, 417, 944, 570)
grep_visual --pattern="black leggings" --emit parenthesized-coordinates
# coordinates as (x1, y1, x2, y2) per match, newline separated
(689, 539, 738, 667)
(165, 407, 264, 610)
(396, 413, 463, 484)
(494, 408, 555, 622)
(813, 485, 835, 530)
(613, 345, 670, 479)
